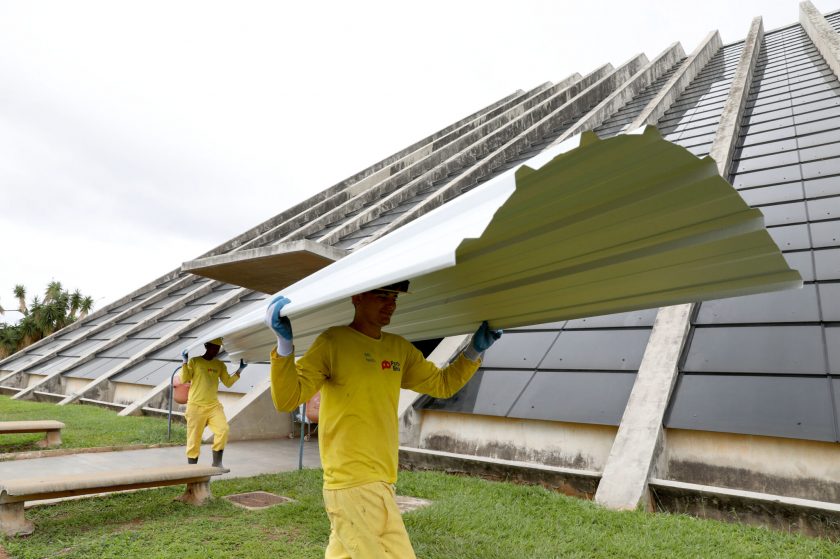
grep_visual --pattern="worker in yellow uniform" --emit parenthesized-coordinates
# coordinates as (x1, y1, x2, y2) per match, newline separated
(180, 337, 247, 469)
(265, 281, 501, 558)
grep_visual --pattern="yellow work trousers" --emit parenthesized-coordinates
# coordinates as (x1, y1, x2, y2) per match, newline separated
(323, 481, 416, 559)
(185, 402, 229, 459)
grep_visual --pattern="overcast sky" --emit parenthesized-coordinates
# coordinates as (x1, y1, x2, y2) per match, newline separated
(1, 0, 837, 319)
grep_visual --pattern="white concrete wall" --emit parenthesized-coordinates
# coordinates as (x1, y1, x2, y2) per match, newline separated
(64, 377, 90, 395)
(665, 428, 840, 495)
(417, 411, 617, 472)
(26, 374, 45, 389)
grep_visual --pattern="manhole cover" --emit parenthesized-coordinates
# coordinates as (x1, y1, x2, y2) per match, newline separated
(395, 495, 432, 514)
(224, 491, 294, 510)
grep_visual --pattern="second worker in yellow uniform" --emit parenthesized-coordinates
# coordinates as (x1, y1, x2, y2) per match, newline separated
(180, 337, 247, 469)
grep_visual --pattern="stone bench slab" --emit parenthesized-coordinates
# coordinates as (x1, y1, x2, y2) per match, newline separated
(0, 420, 65, 434)
(0, 464, 226, 536)
(0, 420, 65, 448)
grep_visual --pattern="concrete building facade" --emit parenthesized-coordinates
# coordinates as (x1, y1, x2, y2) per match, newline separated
(2, 1, 840, 535)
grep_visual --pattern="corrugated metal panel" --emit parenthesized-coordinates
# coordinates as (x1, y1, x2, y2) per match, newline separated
(207, 128, 800, 361)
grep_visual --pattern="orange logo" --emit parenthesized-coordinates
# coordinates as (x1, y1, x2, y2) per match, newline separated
(381, 360, 391, 370)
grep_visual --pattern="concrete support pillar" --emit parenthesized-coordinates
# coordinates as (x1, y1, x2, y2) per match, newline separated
(595, 304, 692, 510)
(0, 502, 33, 537)
(708, 17, 765, 174)
(176, 481, 212, 505)
(800, 1, 840, 80)
(595, 18, 764, 511)
(39, 429, 63, 449)
(627, 31, 722, 130)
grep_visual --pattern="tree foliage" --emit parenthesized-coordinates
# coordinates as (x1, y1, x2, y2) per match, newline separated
(0, 282, 95, 358)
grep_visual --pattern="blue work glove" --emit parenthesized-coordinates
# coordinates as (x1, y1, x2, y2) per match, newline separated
(464, 321, 502, 361)
(264, 295, 294, 356)
(181, 349, 189, 364)
(238, 359, 248, 372)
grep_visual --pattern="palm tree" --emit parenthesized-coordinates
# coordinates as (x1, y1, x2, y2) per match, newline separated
(18, 315, 41, 347)
(44, 281, 63, 303)
(79, 296, 94, 319)
(0, 327, 21, 358)
(69, 290, 83, 319)
(13, 285, 27, 314)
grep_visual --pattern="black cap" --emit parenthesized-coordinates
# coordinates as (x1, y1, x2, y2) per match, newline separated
(370, 280, 410, 294)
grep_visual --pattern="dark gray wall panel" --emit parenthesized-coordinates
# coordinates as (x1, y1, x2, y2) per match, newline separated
(507, 370, 635, 425)
(542, 329, 652, 371)
(666, 374, 836, 441)
(767, 224, 811, 250)
(808, 197, 840, 221)
(164, 305, 211, 320)
(815, 248, 840, 279)
(684, 326, 826, 374)
(739, 183, 803, 206)
(63, 357, 127, 379)
(481, 332, 558, 369)
(758, 202, 807, 226)
(783, 250, 815, 280)
(827, 327, 840, 374)
(695, 285, 820, 324)
(424, 370, 533, 417)
(131, 320, 187, 338)
(99, 338, 151, 358)
(811, 220, 840, 248)
(58, 339, 110, 358)
(819, 283, 840, 321)
(565, 309, 657, 328)
(115, 359, 173, 384)
(804, 176, 840, 198)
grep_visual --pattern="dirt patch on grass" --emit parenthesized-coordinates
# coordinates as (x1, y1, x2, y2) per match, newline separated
(0, 545, 10, 559)
(261, 526, 303, 543)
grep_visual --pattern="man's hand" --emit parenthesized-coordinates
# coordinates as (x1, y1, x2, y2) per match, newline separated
(465, 321, 502, 361)
(238, 359, 248, 372)
(265, 295, 294, 356)
(181, 349, 189, 364)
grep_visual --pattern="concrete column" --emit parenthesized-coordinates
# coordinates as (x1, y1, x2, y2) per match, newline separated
(708, 17, 765, 174)
(595, 18, 764, 511)
(595, 304, 692, 510)
(800, 1, 840, 80)
(627, 31, 722, 130)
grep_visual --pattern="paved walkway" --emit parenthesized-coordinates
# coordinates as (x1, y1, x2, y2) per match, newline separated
(0, 438, 321, 487)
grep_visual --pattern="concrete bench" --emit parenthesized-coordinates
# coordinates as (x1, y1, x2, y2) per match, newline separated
(0, 420, 65, 449)
(0, 464, 226, 536)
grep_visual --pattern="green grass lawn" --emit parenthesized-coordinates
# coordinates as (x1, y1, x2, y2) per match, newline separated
(0, 395, 186, 453)
(2, 469, 838, 559)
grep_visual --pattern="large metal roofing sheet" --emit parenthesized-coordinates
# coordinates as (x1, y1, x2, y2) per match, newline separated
(195, 127, 802, 361)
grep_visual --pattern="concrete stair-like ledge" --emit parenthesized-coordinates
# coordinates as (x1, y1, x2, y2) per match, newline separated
(182, 240, 347, 294)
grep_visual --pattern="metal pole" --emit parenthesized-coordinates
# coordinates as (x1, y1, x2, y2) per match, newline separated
(168, 366, 180, 441)
(298, 402, 306, 470)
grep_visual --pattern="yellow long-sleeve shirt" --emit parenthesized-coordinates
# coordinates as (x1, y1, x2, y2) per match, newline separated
(180, 357, 239, 407)
(270, 326, 481, 490)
